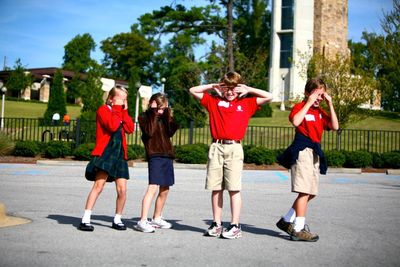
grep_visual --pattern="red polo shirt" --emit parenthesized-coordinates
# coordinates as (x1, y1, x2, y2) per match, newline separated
(200, 93, 259, 140)
(289, 101, 331, 143)
(91, 104, 135, 160)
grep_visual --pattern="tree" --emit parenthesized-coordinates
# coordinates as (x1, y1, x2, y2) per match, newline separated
(5, 59, 33, 97)
(62, 33, 96, 73)
(43, 69, 67, 125)
(160, 31, 205, 127)
(306, 53, 376, 127)
(62, 33, 96, 103)
(79, 64, 105, 120)
(361, 0, 400, 111)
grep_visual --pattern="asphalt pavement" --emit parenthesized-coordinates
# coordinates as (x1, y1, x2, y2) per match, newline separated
(0, 162, 399, 267)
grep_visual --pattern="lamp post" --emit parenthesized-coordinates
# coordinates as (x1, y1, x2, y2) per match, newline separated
(0, 81, 7, 130)
(134, 81, 142, 129)
(280, 74, 285, 111)
(161, 77, 166, 94)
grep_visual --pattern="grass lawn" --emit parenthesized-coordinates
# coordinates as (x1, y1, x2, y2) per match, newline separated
(1, 100, 399, 131)
(0, 100, 82, 119)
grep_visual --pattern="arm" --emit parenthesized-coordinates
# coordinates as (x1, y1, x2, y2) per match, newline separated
(97, 105, 124, 132)
(234, 84, 272, 105)
(189, 84, 220, 100)
(138, 111, 158, 137)
(324, 93, 339, 130)
(290, 90, 323, 127)
(162, 108, 179, 137)
(121, 109, 135, 134)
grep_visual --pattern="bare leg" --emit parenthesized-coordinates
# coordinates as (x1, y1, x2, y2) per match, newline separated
(211, 190, 223, 225)
(153, 186, 170, 219)
(229, 190, 241, 225)
(114, 178, 127, 215)
(84, 170, 108, 210)
(140, 184, 158, 221)
(292, 193, 315, 217)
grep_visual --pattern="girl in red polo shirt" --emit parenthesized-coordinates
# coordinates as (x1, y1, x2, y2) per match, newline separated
(277, 77, 339, 241)
(79, 86, 134, 232)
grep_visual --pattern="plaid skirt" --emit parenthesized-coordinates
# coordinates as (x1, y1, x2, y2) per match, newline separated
(85, 127, 129, 182)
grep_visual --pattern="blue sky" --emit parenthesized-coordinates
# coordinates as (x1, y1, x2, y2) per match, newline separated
(0, 0, 394, 69)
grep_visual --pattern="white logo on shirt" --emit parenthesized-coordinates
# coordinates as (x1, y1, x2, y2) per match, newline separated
(218, 101, 230, 108)
(305, 114, 315, 121)
(236, 105, 243, 112)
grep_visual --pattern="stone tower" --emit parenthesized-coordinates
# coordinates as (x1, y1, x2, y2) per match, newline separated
(314, 0, 348, 57)
(268, 0, 349, 102)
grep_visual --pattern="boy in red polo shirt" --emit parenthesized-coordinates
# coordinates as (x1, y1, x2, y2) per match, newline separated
(190, 72, 272, 239)
(277, 77, 339, 241)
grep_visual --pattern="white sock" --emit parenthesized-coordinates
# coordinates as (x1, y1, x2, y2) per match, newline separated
(114, 214, 122, 224)
(283, 208, 296, 223)
(82, 210, 92, 224)
(294, 217, 305, 232)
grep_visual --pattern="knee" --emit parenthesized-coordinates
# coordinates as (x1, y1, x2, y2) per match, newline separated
(117, 187, 127, 198)
(93, 183, 105, 194)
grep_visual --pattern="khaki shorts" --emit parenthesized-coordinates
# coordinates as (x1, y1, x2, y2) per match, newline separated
(291, 147, 320, 195)
(205, 143, 243, 191)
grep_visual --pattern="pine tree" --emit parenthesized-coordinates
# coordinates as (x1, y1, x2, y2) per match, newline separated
(43, 69, 67, 125)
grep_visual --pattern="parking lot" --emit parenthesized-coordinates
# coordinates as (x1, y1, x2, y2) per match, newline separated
(0, 162, 399, 267)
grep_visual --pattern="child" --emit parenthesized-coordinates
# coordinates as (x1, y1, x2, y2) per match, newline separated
(79, 86, 134, 231)
(134, 93, 179, 233)
(277, 77, 339, 241)
(189, 72, 272, 239)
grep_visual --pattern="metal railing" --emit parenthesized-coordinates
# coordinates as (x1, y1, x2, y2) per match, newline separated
(1, 117, 399, 153)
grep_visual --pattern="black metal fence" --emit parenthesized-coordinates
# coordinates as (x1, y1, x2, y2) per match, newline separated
(1, 117, 399, 153)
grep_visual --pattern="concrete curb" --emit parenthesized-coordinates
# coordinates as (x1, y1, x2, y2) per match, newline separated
(386, 169, 400, 175)
(327, 168, 362, 174)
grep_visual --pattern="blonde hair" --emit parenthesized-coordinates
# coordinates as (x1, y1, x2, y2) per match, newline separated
(106, 86, 128, 105)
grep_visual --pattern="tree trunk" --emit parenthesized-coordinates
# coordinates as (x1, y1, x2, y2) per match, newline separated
(227, 0, 234, 72)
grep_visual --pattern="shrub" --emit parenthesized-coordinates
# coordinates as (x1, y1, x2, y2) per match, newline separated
(325, 150, 346, 167)
(245, 146, 276, 165)
(344, 150, 372, 168)
(175, 143, 208, 164)
(254, 104, 273, 117)
(14, 141, 41, 157)
(73, 143, 95, 161)
(371, 152, 385, 168)
(129, 144, 146, 159)
(0, 132, 15, 156)
(44, 141, 72, 158)
(382, 151, 400, 169)
(243, 145, 255, 163)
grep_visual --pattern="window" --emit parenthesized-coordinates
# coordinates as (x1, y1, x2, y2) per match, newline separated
(280, 33, 293, 68)
(281, 0, 294, 30)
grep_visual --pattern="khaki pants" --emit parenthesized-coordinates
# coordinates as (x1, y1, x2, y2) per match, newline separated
(205, 143, 243, 191)
(291, 148, 320, 195)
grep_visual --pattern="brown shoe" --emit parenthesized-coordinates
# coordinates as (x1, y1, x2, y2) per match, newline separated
(290, 225, 319, 242)
(276, 217, 293, 235)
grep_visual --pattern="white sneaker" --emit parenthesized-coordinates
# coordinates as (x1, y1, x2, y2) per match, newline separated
(150, 217, 172, 229)
(134, 220, 155, 233)
(221, 224, 242, 239)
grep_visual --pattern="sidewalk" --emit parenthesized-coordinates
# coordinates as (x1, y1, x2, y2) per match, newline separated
(0, 162, 399, 267)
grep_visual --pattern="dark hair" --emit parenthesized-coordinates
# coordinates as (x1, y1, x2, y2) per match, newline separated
(304, 77, 326, 94)
(148, 93, 168, 109)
